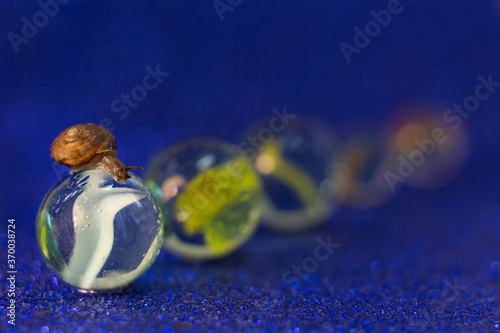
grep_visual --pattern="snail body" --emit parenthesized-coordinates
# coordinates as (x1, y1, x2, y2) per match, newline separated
(51, 124, 141, 182)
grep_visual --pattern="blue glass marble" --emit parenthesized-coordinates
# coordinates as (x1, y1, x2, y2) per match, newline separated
(36, 169, 164, 291)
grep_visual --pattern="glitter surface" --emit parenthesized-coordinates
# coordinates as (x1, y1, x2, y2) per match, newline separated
(2, 166, 500, 332)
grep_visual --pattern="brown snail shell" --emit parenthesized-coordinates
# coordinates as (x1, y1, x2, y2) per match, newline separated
(51, 123, 142, 182)
(51, 124, 116, 167)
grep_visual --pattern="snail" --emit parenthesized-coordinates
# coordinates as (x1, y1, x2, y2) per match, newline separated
(51, 123, 142, 182)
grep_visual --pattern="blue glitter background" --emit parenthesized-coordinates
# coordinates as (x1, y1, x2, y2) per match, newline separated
(1, 0, 500, 331)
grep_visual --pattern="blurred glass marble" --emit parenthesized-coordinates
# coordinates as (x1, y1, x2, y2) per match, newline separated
(145, 138, 263, 260)
(36, 170, 164, 291)
(384, 107, 470, 189)
(244, 117, 340, 230)
(334, 135, 396, 208)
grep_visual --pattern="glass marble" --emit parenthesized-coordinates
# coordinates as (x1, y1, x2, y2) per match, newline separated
(36, 169, 164, 291)
(145, 138, 263, 260)
(385, 108, 470, 189)
(334, 135, 396, 208)
(244, 118, 340, 230)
